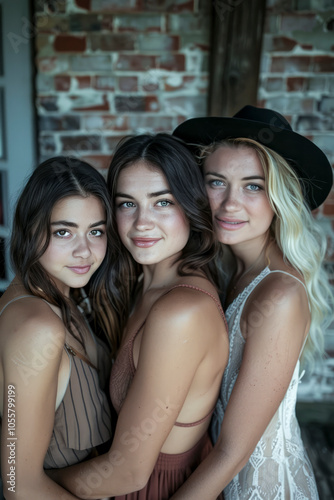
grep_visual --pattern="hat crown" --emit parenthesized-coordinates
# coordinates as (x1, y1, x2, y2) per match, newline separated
(234, 105, 293, 132)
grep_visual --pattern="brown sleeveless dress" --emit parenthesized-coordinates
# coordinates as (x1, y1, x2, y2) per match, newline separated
(0, 295, 112, 470)
(110, 285, 226, 500)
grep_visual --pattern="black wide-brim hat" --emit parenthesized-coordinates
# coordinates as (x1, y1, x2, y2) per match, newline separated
(173, 105, 333, 210)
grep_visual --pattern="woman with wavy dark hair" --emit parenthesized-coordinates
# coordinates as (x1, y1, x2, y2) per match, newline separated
(51, 134, 228, 500)
(0, 156, 118, 500)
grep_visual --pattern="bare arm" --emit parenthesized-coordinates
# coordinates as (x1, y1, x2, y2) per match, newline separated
(51, 288, 226, 499)
(170, 276, 310, 499)
(1, 301, 80, 500)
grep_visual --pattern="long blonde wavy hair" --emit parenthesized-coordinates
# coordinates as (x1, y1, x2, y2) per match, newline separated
(200, 137, 333, 368)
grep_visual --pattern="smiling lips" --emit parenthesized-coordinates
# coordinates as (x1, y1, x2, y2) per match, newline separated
(216, 217, 247, 230)
(132, 238, 162, 248)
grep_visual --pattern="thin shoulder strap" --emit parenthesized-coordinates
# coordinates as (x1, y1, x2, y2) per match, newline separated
(268, 270, 310, 311)
(0, 295, 42, 316)
(166, 284, 228, 331)
(268, 270, 307, 293)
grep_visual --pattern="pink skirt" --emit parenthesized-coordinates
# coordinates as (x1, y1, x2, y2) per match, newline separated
(114, 431, 223, 500)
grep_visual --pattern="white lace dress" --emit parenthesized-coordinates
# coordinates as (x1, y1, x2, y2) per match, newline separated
(211, 267, 319, 500)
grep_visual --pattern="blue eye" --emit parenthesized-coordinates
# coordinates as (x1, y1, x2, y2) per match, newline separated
(157, 200, 173, 207)
(208, 179, 224, 187)
(247, 184, 262, 191)
(119, 201, 135, 208)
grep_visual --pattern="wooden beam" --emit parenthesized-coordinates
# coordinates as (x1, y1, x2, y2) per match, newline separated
(209, 0, 267, 117)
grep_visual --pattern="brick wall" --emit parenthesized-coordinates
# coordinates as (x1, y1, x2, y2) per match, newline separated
(258, 0, 334, 308)
(33, 0, 211, 170)
(32, 0, 333, 274)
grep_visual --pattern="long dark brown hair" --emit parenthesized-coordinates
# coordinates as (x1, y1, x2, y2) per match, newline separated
(107, 134, 218, 344)
(10, 156, 119, 352)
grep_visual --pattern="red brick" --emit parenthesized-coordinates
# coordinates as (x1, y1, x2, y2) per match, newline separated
(313, 56, 334, 73)
(61, 135, 102, 152)
(75, 76, 92, 89)
(323, 200, 334, 216)
(75, 0, 91, 9)
(101, 14, 114, 30)
(38, 56, 70, 73)
(105, 135, 127, 151)
(71, 95, 110, 112)
(271, 56, 311, 73)
(143, 82, 160, 92)
(143, 0, 195, 13)
(82, 115, 129, 131)
(159, 54, 185, 71)
(93, 76, 116, 90)
(287, 77, 306, 91)
(301, 44, 313, 50)
(119, 76, 138, 92)
(54, 75, 71, 91)
(116, 54, 157, 71)
(146, 96, 160, 112)
(81, 155, 111, 171)
(272, 36, 297, 52)
(163, 75, 208, 92)
(90, 33, 136, 51)
(164, 95, 207, 116)
(129, 115, 174, 132)
(39, 115, 81, 131)
(54, 35, 86, 52)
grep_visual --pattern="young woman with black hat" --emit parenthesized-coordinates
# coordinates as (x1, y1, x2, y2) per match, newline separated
(171, 105, 333, 500)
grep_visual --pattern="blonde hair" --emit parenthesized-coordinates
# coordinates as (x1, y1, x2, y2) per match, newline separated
(200, 138, 333, 368)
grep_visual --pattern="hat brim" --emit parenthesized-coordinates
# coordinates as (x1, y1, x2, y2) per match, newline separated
(173, 117, 333, 210)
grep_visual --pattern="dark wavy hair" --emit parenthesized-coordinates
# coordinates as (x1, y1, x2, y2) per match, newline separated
(107, 134, 218, 341)
(11, 156, 119, 351)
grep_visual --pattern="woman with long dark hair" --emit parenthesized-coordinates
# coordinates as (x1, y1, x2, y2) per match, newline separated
(50, 134, 228, 500)
(0, 156, 118, 500)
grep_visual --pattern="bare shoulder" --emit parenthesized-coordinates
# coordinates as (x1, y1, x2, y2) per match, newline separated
(146, 282, 225, 344)
(254, 268, 308, 307)
(242, 267, 310, 339)
(1, 297, 66, 355)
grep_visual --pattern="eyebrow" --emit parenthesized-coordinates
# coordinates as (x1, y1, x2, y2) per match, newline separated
(51, 220, 106, 228)
(205, 171, 265, 181)
(115, 189, 172, 199)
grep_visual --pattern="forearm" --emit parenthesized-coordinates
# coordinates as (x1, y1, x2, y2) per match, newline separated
(51, 450, 147, 499)
(170, 441, 249, 500)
